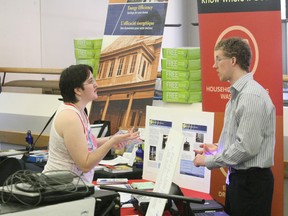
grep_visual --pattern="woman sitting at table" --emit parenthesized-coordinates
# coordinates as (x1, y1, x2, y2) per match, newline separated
(43, 64, 139, 183)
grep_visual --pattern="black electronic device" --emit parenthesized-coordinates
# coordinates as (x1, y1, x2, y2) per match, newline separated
(0, 170, 95, 206)
(92, 120, 111, 138)
(100, 182, 205, 216)
(190, 199, 224, 212)
(131, 182, 185, 215)
(92, 120, 113, 160)
(92, 190, 120, 216)
(0, 181, 95, 206)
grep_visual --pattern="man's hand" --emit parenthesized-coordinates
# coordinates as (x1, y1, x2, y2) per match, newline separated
(193, 143, 218, 167)
(193, 154, 206, 167)
(194, 143, 218, 156)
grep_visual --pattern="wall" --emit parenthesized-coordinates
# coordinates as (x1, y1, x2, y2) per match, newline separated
(0, 0, 199, 79)
(0, 92, 62, 149)
(0, 0, 109, 82)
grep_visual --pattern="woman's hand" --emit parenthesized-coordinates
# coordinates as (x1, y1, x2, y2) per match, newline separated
(110, 128, 140, 150)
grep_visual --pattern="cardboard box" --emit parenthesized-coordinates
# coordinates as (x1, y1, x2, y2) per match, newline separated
(162, 91, 202, 103)
(162, 47, 200, 60)
(161, 58, 201, 71)
(74, 38, 102, 49)
(162, 69, 190, 81)
(189, 70, 202, 81)
(74, 48, 101, 59)
(188, 91, 202, 103)
(162, 69, 201, 81)
(189, 80, 202, 92)
(162, 80, 202, 92)
(76, 59, 100, 76)
(162, 80, 190, 91)
(163, 91, 189, 103)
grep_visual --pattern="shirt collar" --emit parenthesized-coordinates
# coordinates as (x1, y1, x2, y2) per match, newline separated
(230, 73, 253, 93)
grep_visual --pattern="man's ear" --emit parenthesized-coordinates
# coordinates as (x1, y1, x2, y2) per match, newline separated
(231, 56, 237, 65)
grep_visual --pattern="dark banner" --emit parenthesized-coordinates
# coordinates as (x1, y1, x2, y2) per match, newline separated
(104, 3, 167, 36)
(198, 0, 280, 13)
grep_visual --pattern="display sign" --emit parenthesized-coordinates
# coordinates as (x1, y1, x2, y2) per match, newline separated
(143, 106, 214, 193)
(146, 129, 183, 215)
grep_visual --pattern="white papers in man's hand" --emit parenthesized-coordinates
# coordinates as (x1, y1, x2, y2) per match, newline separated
(99, 155, 129, 166)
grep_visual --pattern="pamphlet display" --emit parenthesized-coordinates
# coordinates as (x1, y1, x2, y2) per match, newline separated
(143, 106, 214, 193)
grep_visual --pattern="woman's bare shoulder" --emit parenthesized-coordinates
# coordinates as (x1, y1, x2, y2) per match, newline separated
(55, 109, 81, 128)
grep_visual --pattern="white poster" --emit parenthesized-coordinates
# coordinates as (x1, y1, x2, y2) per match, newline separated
(143, 106, 214, 193)
(146, 129, 183, 215)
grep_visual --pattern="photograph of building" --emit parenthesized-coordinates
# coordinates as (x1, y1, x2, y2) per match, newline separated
(89, 35, 162, 133)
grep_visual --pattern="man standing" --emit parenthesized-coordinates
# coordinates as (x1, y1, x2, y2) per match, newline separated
(193, 37, 275, 216)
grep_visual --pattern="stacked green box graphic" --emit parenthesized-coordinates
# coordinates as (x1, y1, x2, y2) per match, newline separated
(162, 47, 200, 60)
(161, 59, 201, 71)
(162, 80, 201, 92)
(161, 47, 202, 103)
(162, 91, 202, 103)
(74, 38, 102, 77)
(162, 69, 201, 81)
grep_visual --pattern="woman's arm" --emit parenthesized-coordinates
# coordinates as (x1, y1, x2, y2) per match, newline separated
(97, 136, 111, 146)
(55, 111, 139, 172)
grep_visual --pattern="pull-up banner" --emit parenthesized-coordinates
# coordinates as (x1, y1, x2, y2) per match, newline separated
(197, 1, 284, 216)
(197, 0, 283, 115)
(91, 0, 169, 135)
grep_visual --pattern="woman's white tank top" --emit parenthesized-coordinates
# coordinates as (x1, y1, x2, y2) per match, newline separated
(43, 102, 97, 183)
